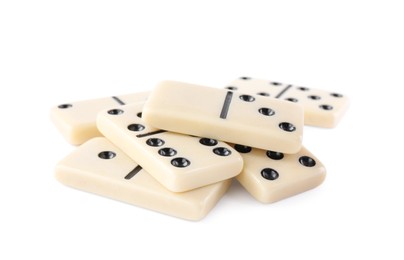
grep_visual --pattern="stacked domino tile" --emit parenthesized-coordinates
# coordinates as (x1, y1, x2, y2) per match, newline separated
(51, 77, 349, 221)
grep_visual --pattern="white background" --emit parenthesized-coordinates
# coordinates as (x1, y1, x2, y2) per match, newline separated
(1, 1, 403, 259)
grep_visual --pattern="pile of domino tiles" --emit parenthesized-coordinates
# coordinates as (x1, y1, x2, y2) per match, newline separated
(51, 77, 349, 220)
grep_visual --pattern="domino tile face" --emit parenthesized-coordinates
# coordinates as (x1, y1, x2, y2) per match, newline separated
(50, 92, 149, 145)
(143, 81, 304, 153)
(233, 144, 326, 203)
(97, 103, 243, 192)
(226, 77, 349, 128)
(55, 137, 232, 221)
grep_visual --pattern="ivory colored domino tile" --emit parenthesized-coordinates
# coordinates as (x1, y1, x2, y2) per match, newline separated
(55, 137, 232, 221)
(226, 77, 349, 128)
(233, 144, 326, 203)
(50, 92, 149, 145)
(143, 81, 304, 153)
(96, 103, 243, 192)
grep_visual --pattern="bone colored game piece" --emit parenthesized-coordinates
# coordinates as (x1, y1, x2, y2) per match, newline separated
(233, 144, 326, 203)
(142, 81, 304, 153)
(55, 137, 232, 221)
(50, 92, 149, 145)
(97, 103, 243, 192)
(226, 77, 349, 128)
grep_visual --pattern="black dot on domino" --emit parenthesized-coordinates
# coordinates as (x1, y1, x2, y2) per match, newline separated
(299, 156, 316, 167)
(258, 107, 275, 116)
(308, 95, 321, 100)
(127, 124, 145, 131)
(226, 86, 238, 90)
(285, 97, 298, 102)
(270, 82, 282, 86)
(171, 157, 190, 168)
(58, 104, 72, 109)
(257, 92, 270, 97)
(319, 104, 333, 110)
(137, 112, 142, 118)
(266, 151, 284, 160)
(240, 77, 251, 80)
(330, 93, 343, 98)
(239, 95, 255, 102)
(297, 87, 310, 91)
(279, 122, 296, 132)
(261, 168, 279, 180)
(213, 147, 232, 156)
(199, 138, 218, 146)
(146, 138, 165, 147)
(234, 144, 252, 153)
(108, 109, 124, 115)
(98, 151, 116, 160)
(158, 147, 177, 157)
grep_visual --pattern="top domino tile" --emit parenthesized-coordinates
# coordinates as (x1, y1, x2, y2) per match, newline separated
(50, 92, 149, 145)
(143, 81, 304, 153)
(226, 77, 349, 128)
